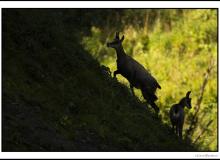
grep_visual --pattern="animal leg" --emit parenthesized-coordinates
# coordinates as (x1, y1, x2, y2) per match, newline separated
(149, 101, 160, 113)
(130, 84, 135, 96)
(141, 89, 160, 113)
(176, 125, 178, 136)
(172, 124, 175, 133)
(179, 123, 183, 139)
(113, 70, 120, 78)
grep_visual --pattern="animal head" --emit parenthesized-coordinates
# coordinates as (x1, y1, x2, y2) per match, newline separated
(107, 32, 124, 49)
(184, 91, 192, 109)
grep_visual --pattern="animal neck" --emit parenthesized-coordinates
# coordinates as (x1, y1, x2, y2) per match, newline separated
(178, 98, 186, 108)
(115, 45, 126, 59)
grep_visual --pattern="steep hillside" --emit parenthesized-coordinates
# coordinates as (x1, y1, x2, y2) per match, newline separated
(2, 9, 196, 151)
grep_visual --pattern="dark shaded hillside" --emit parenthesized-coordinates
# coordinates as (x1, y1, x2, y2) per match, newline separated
(2, 9, 196, 151)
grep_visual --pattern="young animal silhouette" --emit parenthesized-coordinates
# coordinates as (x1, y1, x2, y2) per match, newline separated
(169, 91, 192, 139)
(107, 32, 161, 113)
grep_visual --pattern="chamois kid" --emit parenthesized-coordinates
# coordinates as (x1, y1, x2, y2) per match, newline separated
(169, 91, 192, 139)
(107, 32, 161, 113)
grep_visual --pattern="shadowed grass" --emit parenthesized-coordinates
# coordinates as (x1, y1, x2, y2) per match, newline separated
(2, 9, 197, 152)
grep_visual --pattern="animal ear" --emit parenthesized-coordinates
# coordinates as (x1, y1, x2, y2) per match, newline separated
(186, 91, 191, 97)
(120, 35, 124, 42)
(116, 32, 119, 39)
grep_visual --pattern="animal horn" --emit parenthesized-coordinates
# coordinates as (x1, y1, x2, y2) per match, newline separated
(186, 91, 191, 97)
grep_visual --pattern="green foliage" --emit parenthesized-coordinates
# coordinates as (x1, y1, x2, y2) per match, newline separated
(82, 9, 217, 151)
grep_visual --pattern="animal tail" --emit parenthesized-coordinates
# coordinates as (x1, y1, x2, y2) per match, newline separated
(157, 83, 161, 89)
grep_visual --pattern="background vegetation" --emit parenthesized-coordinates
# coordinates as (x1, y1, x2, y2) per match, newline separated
(82, 9, 217, 151)
(2, 9, 217, 151)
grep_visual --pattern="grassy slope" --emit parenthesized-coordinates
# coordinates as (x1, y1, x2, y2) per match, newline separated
(2, 9, 196, 151)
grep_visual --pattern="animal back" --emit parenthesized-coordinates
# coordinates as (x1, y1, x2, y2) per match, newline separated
(131, 58, 161, 91)
(170, 104, 184, 123)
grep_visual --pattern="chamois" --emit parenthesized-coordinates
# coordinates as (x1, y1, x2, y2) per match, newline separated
(107, 32, 161, 113)
(169, 91, 192, 139)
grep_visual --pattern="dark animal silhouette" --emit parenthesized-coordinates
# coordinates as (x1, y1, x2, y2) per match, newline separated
(107, 32, 161, 113)
(169, 91, 192, 139)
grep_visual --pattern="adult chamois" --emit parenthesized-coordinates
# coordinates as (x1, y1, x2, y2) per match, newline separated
(107, 32, 161, 113)
(169, 91, 192, 139)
